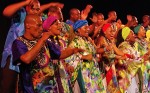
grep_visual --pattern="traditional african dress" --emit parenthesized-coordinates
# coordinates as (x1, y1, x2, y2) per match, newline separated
(65, 36, 105, 93)
(135, 38, 150, 92)
(101, 37, 120, 93)
(118, 41, 143, 93)
(12, 36, 61, 93)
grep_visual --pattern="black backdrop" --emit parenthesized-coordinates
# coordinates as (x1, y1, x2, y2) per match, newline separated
(0, 0, 150, 60)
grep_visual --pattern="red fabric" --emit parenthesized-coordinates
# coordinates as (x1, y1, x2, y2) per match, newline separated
(106, 68, 113, 85)
(102, 23, 111, 32)
(125, 53, 132, 58)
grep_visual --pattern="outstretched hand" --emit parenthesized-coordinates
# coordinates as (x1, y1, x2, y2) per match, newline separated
(89, 12, 97, 23)
(81, 4, 93, 20)
(84, 4, 93, 14)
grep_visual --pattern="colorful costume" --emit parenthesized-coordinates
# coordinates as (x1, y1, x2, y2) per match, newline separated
(118, 41, 142, 93)
(66, 36, 105, 93)
(12, 36, 61, 93)
(101, 37, 120, 93)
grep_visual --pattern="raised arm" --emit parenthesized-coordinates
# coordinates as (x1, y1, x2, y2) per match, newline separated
(81, 4, 93, 20)
(20, 32, 51, 64)
(60, 47, 84, 59)
(111, 43, 124, 56)
(3, 0, 33, 17)
(39, 2, 64, 14)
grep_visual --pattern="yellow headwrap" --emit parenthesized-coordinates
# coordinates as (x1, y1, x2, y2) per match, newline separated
(122, 27, 131, 40)
(146, 30, 150, 41)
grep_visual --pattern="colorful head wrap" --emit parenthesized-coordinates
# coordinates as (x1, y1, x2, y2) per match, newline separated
(102, 23, 111, 32)
(146, 30, 150, 39)
(43, 16, 58, 31)
(73, 20, 88, 32)
(134, 24, 141, 34)
(122, 27, 131, 40)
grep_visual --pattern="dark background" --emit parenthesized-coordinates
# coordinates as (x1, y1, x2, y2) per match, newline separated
(0, 0, 150, 60)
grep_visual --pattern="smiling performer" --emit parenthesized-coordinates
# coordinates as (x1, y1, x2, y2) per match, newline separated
(65, 20, 105, 93)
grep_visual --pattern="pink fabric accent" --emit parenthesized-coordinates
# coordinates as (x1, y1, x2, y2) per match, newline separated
(43, 16, 58, 31)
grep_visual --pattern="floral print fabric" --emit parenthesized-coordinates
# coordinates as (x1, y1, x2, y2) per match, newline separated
(65, 36, 105, 93)
(12, 36, 61, 93)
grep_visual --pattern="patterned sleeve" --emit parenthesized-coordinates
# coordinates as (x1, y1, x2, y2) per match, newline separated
(12, 39, 28, 65)
(65, 39, 82, 69)
(47, 40, 61, 60)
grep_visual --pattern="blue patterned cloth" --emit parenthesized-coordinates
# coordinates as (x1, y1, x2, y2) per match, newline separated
(1, 8, 26, 72)
(66, 20, 74, 26)
(73, 20, 88, 32)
